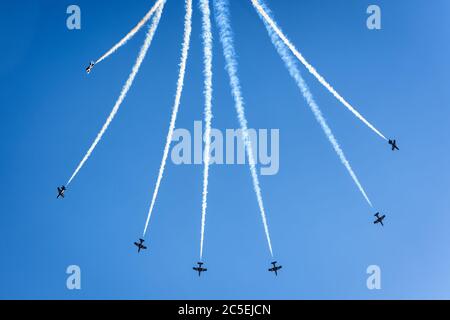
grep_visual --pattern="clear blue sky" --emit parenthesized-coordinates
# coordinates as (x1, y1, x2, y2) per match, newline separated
(1, 0, 450, 299)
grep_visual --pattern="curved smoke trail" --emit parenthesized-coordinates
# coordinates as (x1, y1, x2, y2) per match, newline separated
(256, 0, 372, 207)
(214, 0, 274, 256)
(199, 0, 214, 260)
(250, 0, 387, 141)
(67, 2, 165, 186)
(95, 0, 165, 64)
(142, 0, 193, 236)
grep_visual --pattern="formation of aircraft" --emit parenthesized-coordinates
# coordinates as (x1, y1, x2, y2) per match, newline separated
(60, 60, 398, 267)
(268, 261, 282, 276)
(86, 61, 95, 74)
(388, 139, 399, 151)
(134, 238, 147, 253)
(374, 212, 386, 226)
(57, 186, 66, 199)
(193, 262, 207, 277)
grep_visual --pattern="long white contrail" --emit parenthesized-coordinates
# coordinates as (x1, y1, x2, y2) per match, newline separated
(250, 0, 387, 141)
(95, 0, 165, 64)
(199, 0, 213, 261)
(257, 0, 372, 207)
(67, 2, 165, 186)
(214, 0, 274, 257)
(143, 0, 192, 236)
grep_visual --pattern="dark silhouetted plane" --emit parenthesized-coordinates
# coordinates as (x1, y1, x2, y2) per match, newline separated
(374, 212, 386, 226)
(134, 238, 147, 253)
(268, 261, 282, 276)
(57, 186, 66, 199)
(388, 139, 399, 151)
(193, 262, 207, 277)
(86, 61, 95, 74)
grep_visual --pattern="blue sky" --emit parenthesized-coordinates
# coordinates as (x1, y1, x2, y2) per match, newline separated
(1, 0, 450, 299)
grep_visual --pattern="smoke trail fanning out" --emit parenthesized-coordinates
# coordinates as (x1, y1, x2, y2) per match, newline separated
(143, 0, 193, 236)
(256, 0, 372, 207)
(214, 0, 274, 256)
(199, 0, 214, 260)
(95, 0, 165, 64)
(250, 0, 387, 141)
(67, 2, 165, 186)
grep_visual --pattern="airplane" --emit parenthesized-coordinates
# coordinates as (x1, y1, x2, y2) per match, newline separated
(134, 238, 147, 253)
(374, 212, 386, 226)
(86, 61, 95, 74)
(268, 261, 282, 276)
(193, 262, 207, 277)
(57, 186, 66, 199)
(388, 139, 399, 151)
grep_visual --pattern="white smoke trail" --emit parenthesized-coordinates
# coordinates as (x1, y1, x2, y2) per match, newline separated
(142, 0, 192, 236)
(67, 2, 165, 186)
(199, 0, 213, 260)
(257, 0, 372, 207)
(250, 0, 387, 141)
(95, 0, 165, 64)
(214, 0, 274, 256)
